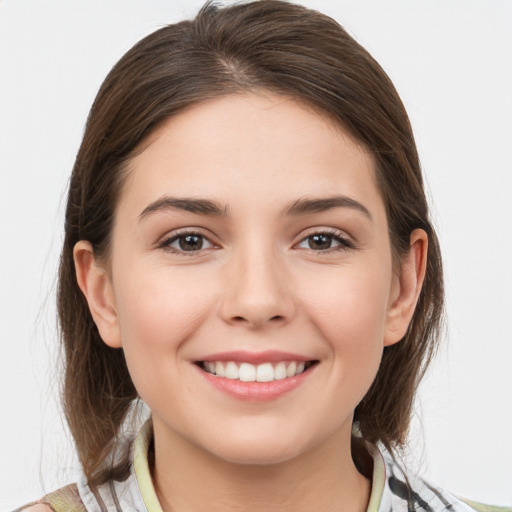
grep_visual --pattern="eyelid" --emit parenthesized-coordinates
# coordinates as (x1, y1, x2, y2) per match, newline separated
(155, 226, 355, 255)
(294, 227, 355, 251)
(157, 228, 219, 255)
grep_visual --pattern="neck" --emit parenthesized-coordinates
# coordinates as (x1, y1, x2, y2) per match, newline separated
(151, 421, 371, 512)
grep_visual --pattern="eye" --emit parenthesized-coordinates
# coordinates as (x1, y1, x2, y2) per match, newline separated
(296, 230, 353, 251)
(159, 232, 215, 254)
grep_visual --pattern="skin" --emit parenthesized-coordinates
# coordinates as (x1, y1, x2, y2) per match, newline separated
(75, 93, 427, 512)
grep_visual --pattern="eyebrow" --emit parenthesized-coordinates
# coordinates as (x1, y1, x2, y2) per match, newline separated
(282, 196, 372, 220)
(139, 197, 229, 220)
(139, 195, 371, 221)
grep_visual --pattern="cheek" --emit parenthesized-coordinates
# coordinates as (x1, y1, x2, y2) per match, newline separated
(302, 267, 391, 344)
(116, 261, 213, 331)
(299, 267, 391, 395)
(112, 265, 218, 376)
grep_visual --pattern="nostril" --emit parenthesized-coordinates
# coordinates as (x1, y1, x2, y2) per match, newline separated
(231, 314, 284, 324)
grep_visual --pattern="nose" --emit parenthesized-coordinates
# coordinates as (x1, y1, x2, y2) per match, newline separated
(219, 243, 296, 329)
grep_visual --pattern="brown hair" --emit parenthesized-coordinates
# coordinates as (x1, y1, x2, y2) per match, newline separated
(58, 0, 443, 488)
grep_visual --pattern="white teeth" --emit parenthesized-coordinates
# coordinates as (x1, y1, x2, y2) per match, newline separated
(239, 363, 257, 382)
(225, 361, 239, 380)
(256, 363, 274, 382)
(274, 362, 287, 380)
(202, 360, 312, 381)
(286, 361, 296, 378)
(215, 361, 225, 377)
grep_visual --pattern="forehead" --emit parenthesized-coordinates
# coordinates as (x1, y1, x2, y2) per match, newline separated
(120, 93, 384, 222)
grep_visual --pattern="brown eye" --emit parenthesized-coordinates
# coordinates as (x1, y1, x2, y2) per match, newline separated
(297, 231, 353, 252)
(160, 232, 215, 254)
(178, 234, 204, 251)
(308, 234, 333, 250)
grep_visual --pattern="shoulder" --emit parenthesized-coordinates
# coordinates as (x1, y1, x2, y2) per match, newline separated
(458, 499, 512, 512)
(13, 483, 87, 512)
(14, 506, 52, 512)
(374, 446, 511, 512)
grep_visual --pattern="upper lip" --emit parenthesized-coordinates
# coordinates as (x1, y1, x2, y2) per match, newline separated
(197, 350, 314, 365)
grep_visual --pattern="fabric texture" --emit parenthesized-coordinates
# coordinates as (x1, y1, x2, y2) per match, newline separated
(14, 421, 510, 512)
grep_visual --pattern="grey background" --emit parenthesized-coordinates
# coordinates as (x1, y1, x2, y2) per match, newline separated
(1, 0, 511, 508)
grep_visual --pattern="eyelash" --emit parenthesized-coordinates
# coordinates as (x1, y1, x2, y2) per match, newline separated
(296, 229, 355, 253)
(158, 230, 216, 256)
(158, 229, 354, 256)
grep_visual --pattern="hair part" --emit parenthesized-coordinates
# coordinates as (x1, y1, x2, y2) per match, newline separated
(58, 0, 444, 488)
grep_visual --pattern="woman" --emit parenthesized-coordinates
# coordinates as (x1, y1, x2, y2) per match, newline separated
(13, 1, 510, 511)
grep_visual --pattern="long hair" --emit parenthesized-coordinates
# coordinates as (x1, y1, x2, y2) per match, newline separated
(58, 0, 443, 488)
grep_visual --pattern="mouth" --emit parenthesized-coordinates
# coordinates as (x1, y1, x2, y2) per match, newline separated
(196, 360, 318, 382)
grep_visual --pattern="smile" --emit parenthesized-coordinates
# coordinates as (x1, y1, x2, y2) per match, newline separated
(199, 360, 316, 382)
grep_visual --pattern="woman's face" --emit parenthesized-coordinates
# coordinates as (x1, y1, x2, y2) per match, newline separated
(81, 93, 420, 466)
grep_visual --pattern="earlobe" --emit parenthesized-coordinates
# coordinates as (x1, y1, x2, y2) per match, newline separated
(384, 229, 428, 347)
(73, 240, 122, 348)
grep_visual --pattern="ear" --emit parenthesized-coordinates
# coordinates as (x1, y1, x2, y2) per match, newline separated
(73, 240, 122, 348)
(384, 229, 428, 347)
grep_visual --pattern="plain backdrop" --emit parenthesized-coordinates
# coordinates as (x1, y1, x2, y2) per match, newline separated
(1, 0, 511, 509)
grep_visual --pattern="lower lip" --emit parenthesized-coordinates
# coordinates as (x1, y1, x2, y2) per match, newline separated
(195, 364, 316, 401)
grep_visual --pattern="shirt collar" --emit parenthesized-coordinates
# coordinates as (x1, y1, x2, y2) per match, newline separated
(132, 419, 386, 512)
(133, 419, 163, 512)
